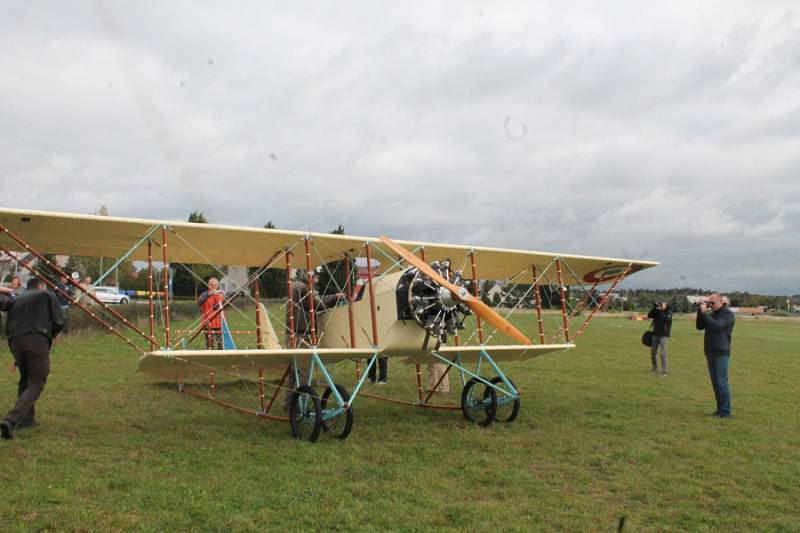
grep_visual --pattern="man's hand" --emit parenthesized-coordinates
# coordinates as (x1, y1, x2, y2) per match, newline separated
(699, 302, 708, 313)
(7, 363, 16, 373)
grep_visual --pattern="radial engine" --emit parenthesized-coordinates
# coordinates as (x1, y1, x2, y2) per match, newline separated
(396, 260, 473, 342)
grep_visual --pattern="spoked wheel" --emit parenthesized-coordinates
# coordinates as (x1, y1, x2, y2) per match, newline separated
(490, 376, 520, 423)
(320, 384, 354, 440)
(289, 385, 322, 442)
(461, 377, 498, 426)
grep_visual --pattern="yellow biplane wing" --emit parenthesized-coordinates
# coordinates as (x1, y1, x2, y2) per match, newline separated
(0, 207, 658, 284)
(138, 348, 379, 379)
(138, 344, 571, 379)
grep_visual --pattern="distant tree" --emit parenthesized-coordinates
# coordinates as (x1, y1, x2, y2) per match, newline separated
(188, 211, 208, 224)
(316, 257, 356, 298)
(331, 224, 345, 235)
(38, 254, 60, 283)
(64, 255, 101, 282)
(480, 280, 496, 305)
(499, 283, 534, 308)
(537, 285, 560, 309)
(587, 288, 600, 309)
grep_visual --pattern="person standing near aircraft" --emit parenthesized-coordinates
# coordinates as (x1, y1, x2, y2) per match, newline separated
(0, 286, 15, 341)
(1, 277, 66, 440)
(696, 293, 735, 419)
(647, 301, 672, 376)
(55, 275, 72, 312)
(0, 286, 13, 304)
(287, 268, 343, 348)
(197, 277, 225, 350)
(10, 276, 23, 297)
(427, 363, 449, 394)
(284, 269, 344, 407)
(79, 276, 95, 305)
(54, 275, 73, 335)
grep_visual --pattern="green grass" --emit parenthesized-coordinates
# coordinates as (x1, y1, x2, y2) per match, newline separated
(0, 314, 798, 531)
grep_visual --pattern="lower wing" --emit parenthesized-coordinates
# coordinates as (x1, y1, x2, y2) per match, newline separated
(138, 344, 572, 379)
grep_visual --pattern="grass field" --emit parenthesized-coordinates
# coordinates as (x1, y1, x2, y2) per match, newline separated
(0, 312, 798, 531)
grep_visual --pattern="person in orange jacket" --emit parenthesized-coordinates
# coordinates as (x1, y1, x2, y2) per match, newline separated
(197, 277, 225, 350)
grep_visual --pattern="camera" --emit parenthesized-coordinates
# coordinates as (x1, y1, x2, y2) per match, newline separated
(694, 301, 708, 309)
(653, 301, 663, 308)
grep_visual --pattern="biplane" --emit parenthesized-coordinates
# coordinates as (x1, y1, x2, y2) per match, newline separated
(0, 207, 657, 442)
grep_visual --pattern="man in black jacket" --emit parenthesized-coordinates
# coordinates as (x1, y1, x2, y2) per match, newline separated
(647, 301, 672, 376)
(283, 269, 344, 408)
(696, 293, 735, 418)
(1, 277, 66, 440)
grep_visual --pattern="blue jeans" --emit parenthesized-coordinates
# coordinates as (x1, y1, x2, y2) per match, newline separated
(706, 355, 731, 416)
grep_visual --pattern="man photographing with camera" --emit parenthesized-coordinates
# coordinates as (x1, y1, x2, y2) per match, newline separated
(647, 301, 672, 376)
(696, 293, 735, 419)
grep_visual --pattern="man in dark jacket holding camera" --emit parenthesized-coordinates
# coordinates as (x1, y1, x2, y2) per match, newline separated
(696, 293, 735, 419)
(647, 301, 672, 376)
(1, 277, 65, 440)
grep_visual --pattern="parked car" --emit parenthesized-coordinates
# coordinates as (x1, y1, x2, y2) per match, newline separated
(94, 286, 130, 304)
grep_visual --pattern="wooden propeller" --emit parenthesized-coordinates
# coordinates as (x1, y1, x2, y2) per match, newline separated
(379, 236, 532, 345)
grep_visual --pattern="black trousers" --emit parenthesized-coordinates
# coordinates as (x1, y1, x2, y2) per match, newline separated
(368, 356, 388, 381)
(6, 334, 51, 426)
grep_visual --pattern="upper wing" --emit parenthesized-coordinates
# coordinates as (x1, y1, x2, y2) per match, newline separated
(0, 207, 657, 284)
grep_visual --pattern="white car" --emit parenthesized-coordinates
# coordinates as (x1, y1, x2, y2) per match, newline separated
(94, 286, 130, 304)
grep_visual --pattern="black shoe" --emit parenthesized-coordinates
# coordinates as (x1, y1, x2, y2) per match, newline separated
(378, 379, 387, 385)
(17, 420, 39, 429)
(0, 420, 13, 440)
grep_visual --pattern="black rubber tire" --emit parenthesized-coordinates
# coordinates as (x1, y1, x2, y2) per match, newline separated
(288, 385, 322, 442)
(120, 298, 129, 304)
(490, 376, 521, 423)
(461, 377, 497, 426)
(320, 384, 354, 440)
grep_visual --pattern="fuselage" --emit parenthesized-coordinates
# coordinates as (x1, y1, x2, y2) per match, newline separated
(318, 271, 436, 355)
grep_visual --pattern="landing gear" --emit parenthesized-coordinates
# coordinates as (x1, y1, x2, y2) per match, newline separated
(321, 384, 354, 440)
(288, 385, 322, 442)
(461, 377, 497, 426)
(490, 376, 520, 423)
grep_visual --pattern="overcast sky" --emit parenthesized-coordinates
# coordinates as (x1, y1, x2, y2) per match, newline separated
(1, 1, 798, 294)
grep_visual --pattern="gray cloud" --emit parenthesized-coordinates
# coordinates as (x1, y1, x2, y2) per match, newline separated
(1, 1, 798, 295)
